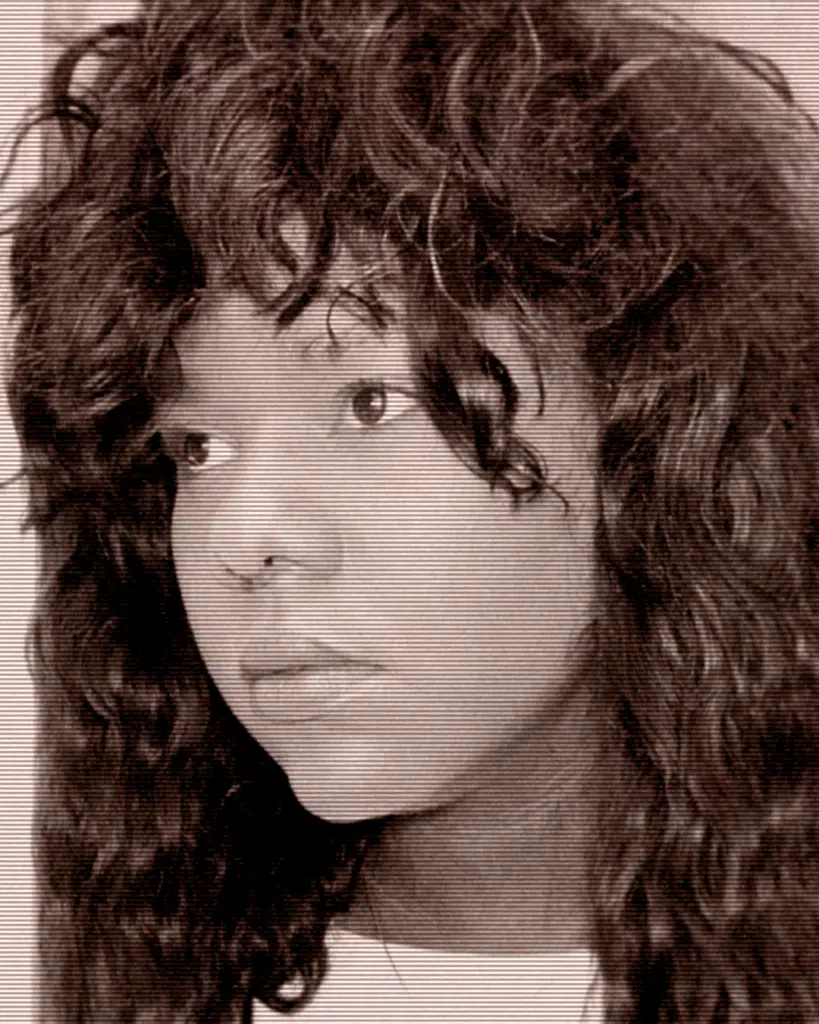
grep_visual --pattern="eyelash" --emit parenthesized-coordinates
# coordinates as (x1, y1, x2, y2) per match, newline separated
(164, 379, 418, 474)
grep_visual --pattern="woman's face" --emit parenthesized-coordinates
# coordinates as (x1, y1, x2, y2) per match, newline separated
(168, 233, 600, 825)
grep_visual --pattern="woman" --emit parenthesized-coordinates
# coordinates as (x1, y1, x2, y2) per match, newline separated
(6, 0, 819, 1020)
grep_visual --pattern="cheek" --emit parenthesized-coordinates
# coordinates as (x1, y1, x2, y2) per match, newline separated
(349, 482, 597, 658)
(170, 499, 197, 594)
(170, 495, 216, 647)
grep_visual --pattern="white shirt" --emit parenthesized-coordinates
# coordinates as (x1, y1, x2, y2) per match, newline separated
(253, 925, 603, 1022)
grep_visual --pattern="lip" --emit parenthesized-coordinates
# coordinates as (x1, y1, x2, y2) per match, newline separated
(241, 641, 383, 723)
(240, 638, 378, 680)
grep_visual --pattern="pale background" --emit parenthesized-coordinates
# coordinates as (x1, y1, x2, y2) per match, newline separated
(0, 3, 817, 1021)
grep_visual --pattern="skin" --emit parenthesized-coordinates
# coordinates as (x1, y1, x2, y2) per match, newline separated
(167, 222, 604, 956)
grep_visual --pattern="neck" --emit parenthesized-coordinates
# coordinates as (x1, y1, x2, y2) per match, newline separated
(338, 701, 603, 957)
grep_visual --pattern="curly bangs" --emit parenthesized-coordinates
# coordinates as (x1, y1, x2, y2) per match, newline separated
(7, 1, 819, 1022)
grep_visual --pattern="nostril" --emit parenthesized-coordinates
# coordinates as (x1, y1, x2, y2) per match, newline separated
(213, 555, 277, 591)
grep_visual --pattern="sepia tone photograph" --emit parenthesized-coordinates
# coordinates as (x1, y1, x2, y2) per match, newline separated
(1, 2, 819, 1022)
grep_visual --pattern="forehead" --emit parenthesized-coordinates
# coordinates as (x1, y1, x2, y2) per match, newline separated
(178, 212, 406, 346)
(173, 212, 591, 413)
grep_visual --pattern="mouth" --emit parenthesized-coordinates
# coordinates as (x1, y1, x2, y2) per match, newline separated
(240, 640, 381, 683)
(241, 646, 385, 724)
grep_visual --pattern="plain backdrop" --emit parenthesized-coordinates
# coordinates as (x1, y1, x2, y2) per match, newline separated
(0, 3, 817, 1021)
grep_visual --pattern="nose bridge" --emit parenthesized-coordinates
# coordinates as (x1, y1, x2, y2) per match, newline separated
(209, 430, 342, 583)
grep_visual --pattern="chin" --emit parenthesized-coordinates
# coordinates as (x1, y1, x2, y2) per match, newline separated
(291, 790, 398, 825)
(285, 770, 435, 826)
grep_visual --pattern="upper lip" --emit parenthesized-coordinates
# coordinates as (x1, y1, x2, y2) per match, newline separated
(240, 639, 379, 681)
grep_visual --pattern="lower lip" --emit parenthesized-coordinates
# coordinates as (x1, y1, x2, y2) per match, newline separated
(248, 665, 383, 723)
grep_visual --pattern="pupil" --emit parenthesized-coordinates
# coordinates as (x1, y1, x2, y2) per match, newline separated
(183, 432, 209, 466)
(353, 385, 386, 425)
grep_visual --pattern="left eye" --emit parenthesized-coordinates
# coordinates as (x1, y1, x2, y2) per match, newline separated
(340, 381, 418, 430)
(175, 431, 237, 473)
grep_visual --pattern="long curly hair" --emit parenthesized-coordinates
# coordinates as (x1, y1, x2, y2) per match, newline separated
(7, 1, 819, 1021)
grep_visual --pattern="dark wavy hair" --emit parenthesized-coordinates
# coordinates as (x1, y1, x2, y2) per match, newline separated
(6, 0, 819, 1021)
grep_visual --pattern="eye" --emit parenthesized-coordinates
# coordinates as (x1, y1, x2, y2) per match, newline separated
(340, 380, 418, 430)
(173, 431, 237, 473)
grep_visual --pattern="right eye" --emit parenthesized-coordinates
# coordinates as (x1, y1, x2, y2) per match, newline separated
(172, 431, 237, 473)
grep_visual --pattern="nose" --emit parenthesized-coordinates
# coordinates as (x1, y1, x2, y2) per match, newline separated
(207, 452, 343, 589)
